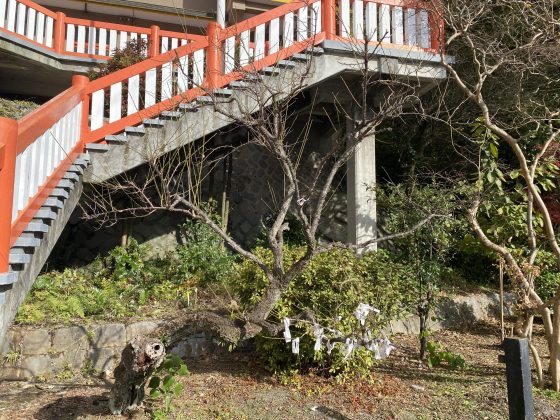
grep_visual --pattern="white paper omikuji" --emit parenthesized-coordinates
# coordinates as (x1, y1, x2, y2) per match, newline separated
(326, 340, 336, 354)
(378, 338, 395, 358)
(283, 318, 291, 343)
(366, 340, 381, 359)
(354, 303, 380, 326)
(344, 338, 355, 359)
(292, 337, 300, 354)
(312, 324, 324, 352)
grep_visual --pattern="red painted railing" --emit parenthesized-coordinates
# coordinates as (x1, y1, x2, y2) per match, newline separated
(0, 0, 204, 60)
(0, 0, 444, 274)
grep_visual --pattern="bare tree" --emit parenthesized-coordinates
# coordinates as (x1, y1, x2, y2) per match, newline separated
(431, 0, 560, 389)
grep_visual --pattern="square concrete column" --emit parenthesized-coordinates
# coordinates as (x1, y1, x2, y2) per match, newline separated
(347, 119, 377, 253)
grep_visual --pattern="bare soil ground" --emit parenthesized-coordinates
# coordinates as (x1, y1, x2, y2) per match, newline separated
(1, 321, 559, 420)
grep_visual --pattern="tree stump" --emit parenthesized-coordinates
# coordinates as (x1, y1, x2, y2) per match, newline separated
(109, 336, 165, 415)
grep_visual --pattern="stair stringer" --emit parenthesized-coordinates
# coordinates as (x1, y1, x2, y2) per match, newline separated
(0, 164, 85, 344)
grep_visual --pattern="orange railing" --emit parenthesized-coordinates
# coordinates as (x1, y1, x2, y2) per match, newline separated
(0, 0, 204, 60)
(0, 0, 444, 273)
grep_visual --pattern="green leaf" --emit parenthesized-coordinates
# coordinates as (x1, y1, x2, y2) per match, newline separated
(177, 364, 189, 376)
(148, 376, 160, 389)
(173, 382, 183, 396)
(489, 143, 498, 158)
(163, 374, 175, 390)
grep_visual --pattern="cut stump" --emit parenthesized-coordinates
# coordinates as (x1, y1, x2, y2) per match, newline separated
(109, 336, 165, 414)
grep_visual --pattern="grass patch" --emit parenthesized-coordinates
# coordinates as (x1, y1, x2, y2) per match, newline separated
(0, 97, 40, 119)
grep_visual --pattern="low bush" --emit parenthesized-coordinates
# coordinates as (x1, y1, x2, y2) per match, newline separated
(231, 246, 416, 378)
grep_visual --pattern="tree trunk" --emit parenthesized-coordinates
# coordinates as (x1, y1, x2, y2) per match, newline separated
(419, 310, 428, 360)
(550, 300, 560, 391)
(109, 336, 166, 415)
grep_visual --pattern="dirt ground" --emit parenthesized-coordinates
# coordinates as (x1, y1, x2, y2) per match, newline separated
(1, 321, 559, 420)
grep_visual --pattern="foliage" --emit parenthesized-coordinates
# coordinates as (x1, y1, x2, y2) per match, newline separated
(0, 97, 40, 119)
(148, 354, 189, 419)
(88, 39, 147, 80)
(426, 341, 466, 370)
(254, 213, 308, 247)
(176, 218, 235, 286)
(231, 246, 416, 378)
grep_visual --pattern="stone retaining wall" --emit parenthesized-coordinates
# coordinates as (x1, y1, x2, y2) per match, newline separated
(0, 320, 218, 381)
(0, 292, 515, 380)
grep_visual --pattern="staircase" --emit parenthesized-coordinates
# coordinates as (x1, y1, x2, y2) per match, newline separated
(0, 0, 445, 343)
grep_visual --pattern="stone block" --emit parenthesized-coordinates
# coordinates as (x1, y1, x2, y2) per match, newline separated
(92, 324, 126, 348)
(52, 326, 90, 352)
(21, 329, 51, 355)
(89, 348, 116, 372)
(53, 349, 87, 371)
(21, 355, 51, 378)
(126, 321, 160, 342)
(0, 366, 25, 381)
(1, 331, 18, 357)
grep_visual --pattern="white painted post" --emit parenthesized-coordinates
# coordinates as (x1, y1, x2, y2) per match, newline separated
(283, 12, 294, 47)
(392, 6, 404, 45)
(127, 75, 140, 115)
(312, 1, 321, 35)
(16, 2, 25, 35)
(6, 0, 16, 32)
(66, 23, 75, 52)
(88, 26, 96, 54)
(224, 36, 235, 72)
(405, 8, 417, 46)
(379, 4, 391, 42)
(109, 82, 122, 122)
(0, 0, 7, 29)
(77, 25, 86, 53)
(119, 30, 127, 49)
(255, 24, 265, 60)
(91, 89, 105, 130)
(217, 0, 226, 27)
(145, 68, 156, 107)
(26, 8, 36, 41)
(339, 0, 350, 38)
(269, 18, 279, 54)
(297, 5, 308, 41)
(365, 1, 377, 41)
(109, 29, 117, 54)
(177, 54, 189, 91)
(353, 0, 364, 40)
(240, 30, 250, 66)
(45, 16, 53, 47)
(98, 28, 107, 56)
(193, 49, 204, 85)
(36, 12, 45, 44)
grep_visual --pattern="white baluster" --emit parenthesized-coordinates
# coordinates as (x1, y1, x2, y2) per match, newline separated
(12, 154, 21, 219)
(26, 8, 36, 41)
(379, 4, 391, 42)
(17, 148, 29, 211)
(405, 9, 417, 47)
(312, 1, 321, 35)
(140, 33, 148, 46)
(98, 28, 107, 56)
(339, 0, 350, 38)
(224, 36, 235, 73)
(193, 49, 204, 86)
(119, 30, 127, 49)
(160, 36, 168, 54)
(0, 0, 7, 29)
(353, 0, 363, 40)
(283, 12, 294, 47)
(109, 83, 122, 122)
(130, 32, 137, 42)
(109, 29, 117, 54)
(255, 24, 265, 60)
(36, 12, 45, 44)
(91, 89, 105, 130)
(171, 38, 178, 50)
(128, 74, 140, 115)
(269, 18, 279, 54)
(392, 6, 404, 45)
(88, 26, 96, 54)
(77, 25, 86, 53)
(16, 2, 25, 35)
(37, 134, 46, 193)
(161, 38, 172, 100)
(419, 9, 430, 49)
(177, 54, 189, 92)
(6, 0, 16, 32)
(45, 16, 53, 47)
(297, 5, 308, 41)
(26, 141, 37, 199)
(239, 30, 250, 66)
(145, 68, 156, 107)
(365, 1, 377, 41)
(66, 24, 75, 52)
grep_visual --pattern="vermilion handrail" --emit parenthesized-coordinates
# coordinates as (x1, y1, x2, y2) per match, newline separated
(13, 0, 56, 18)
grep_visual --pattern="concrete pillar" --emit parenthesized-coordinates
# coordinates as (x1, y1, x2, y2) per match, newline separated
(347, 110, 377, 253)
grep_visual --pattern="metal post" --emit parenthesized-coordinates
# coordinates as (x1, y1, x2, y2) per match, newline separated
(502, 338, 534, 420)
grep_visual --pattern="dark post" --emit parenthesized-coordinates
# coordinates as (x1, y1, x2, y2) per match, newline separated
(502, 338, 534, 420)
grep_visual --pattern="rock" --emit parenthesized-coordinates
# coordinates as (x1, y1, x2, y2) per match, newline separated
(53, 349, 87, 370)
(89, 348, 117, 372)
(21, 330, 51, 355)
(92, 324, 126, 348)
(52, 326, 89, 352)
(126, 321, 160, 342)
(109, 336, 165, 415)
(21, 355, 51, 378)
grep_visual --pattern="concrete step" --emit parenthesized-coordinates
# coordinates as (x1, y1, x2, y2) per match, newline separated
(143, 118, 165, 127)
(34, 209, 58, 221)
(50, 188, 70, 199)
(277, 60, 296, 68)
(57, 179, 74, 190)
(179, 103, 198, 112)
(161, 110, 182, 119)
(86, 143, 110, 153)
(13, 237, 41, 249)
(197, 96, 214, 104)
(24, 222, 49, 234)
(125, 126, 146, 135)
(74, 156, 90, 168)
(0, 272, 18, 286)
(262, 67, 281, 76)
(9, 253, 30, 265)
(230, 81, 250, 89)
(67, 164, 85, 174)
(43, 198, 64, 209)
(307, 46, 324, 55)
(63, 172, 80, 183)
(105, 135, 128, 144)
(213, 88, 233, 97)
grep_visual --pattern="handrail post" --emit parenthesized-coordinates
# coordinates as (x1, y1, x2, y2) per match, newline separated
(206, 22, 223, 90)
(72, 75, 90, 147)
(149, 25, 160, 57)
(53, 12, 66, 54)
(322, 0, 336, 40)
(0, 118, 18, 273)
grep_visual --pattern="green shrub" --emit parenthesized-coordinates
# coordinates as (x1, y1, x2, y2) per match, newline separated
(426, 341, 466, 370)
(231, 246, 416, 378)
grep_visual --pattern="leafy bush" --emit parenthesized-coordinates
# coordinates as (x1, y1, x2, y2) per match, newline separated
(88, 39, 147, 80)
(176, 219, 235, 286)
(426, 341, 466, 370)
(148, 354, 189, 419)
(231, 246, 416, 378)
